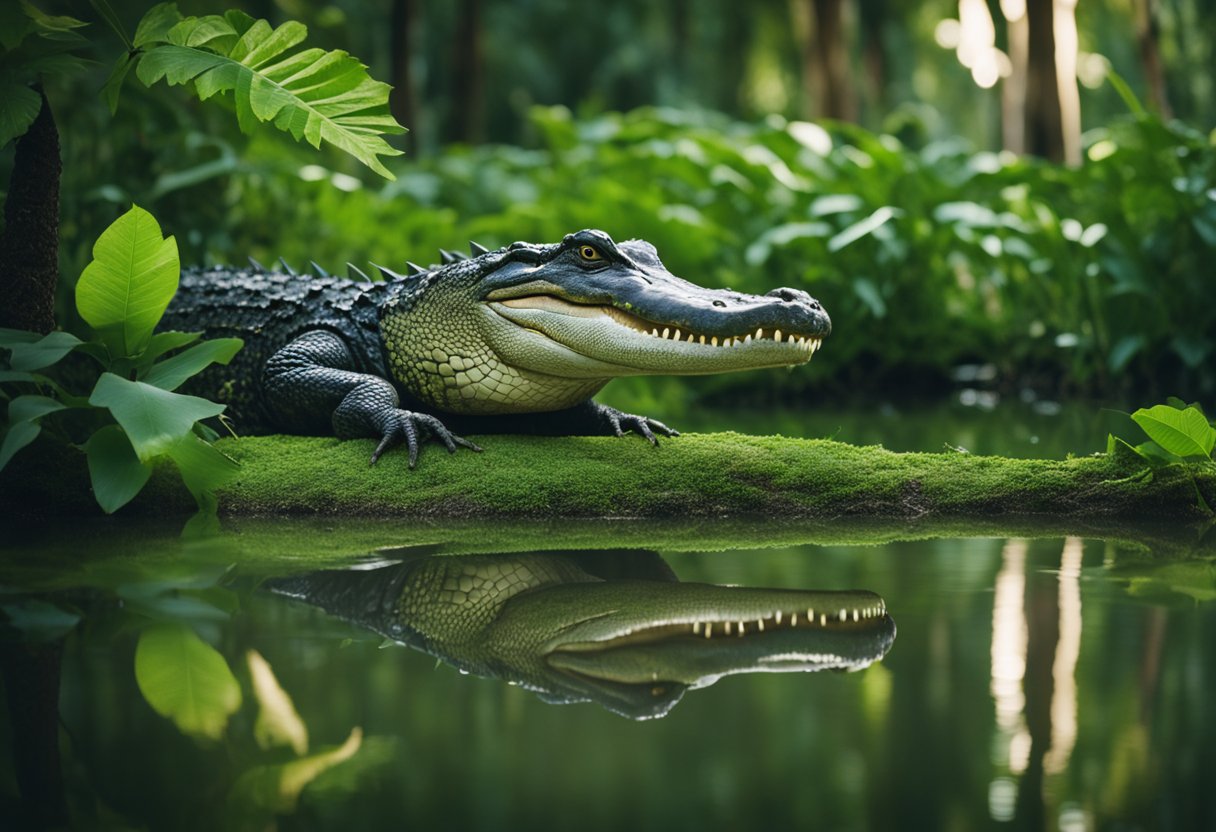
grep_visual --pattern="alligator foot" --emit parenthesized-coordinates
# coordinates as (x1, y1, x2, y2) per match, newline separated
(600, 406, 680, 446)
(370, 410, 483, 468)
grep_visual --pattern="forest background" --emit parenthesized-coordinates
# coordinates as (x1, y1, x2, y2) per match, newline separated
(3, 0, 1214, 416)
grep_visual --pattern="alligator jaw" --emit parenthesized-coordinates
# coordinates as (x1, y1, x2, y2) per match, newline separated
(539, 589, 894, 686)
(485, 295, 825, 374)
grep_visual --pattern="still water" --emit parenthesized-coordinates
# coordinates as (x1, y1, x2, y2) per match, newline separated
(1, 401, 1212, 831)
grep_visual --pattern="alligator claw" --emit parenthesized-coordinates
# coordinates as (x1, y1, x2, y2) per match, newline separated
(370, 410, 483, 468)
(601, 406, 679, 446)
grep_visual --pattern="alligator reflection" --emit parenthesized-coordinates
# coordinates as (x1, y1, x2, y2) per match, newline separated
(269, 550, 896, 720)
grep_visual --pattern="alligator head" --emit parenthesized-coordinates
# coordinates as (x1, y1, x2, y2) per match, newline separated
(268, 551, 894, 720)
(381, 230, 831, 414)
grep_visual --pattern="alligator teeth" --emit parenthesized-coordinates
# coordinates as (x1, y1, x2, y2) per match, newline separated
(692, 622, 700, 634)
(838, 609, 848, 622)
(756, 328, 763, 340)
(791, 613, 798, 626)
(820, 613, 827, 625)
(757, 619, 764, 632)
(775, 611, 782, 624)
(853, 609, 860, 622)
(673, 328, 681, 341)
(705, 623, 712, 638)
(651, 328, 659, 337)
(711, 337, 718, 347)
(662, 328, 670, 339)
(744, 334, 752, 344)
(725, 621, 732, 635)
(700, 335, 706, 345)
(687, 333, 695, 343)
(737, 621, 745, 636)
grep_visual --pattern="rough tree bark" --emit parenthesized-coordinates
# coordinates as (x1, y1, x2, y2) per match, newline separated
(1024, 0, 1065, 162)
(0, 89, 60, 335)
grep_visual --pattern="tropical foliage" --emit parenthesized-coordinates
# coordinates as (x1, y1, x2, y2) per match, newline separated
(172, 101, 1214, 402)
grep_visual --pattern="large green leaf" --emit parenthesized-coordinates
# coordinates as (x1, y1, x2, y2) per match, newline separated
(0, 80, 42, 148)
(75, 205, 180, 358)
(84, 424, 153, 513)
(1, 330, 82, 371)
(7, 394, 66, 423)
(88, 372, 224, 461)
(134, 9, 404, 179)
(1131, 404, 1216, 460)
(0, 420, 40, 471)
(134, 623, 241, 741)
(142, 337, 242, 391)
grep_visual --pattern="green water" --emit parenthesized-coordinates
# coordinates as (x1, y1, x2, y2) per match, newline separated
(1, 402, 1212, 831)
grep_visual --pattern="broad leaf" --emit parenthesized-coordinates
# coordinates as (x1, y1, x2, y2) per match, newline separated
(140, 330, 203, 364)
(102, 51, 135, 114)
(134, 623, 241, 741)
(0, 420, 40, 471)
(142, 337, 242, 390)
(2, 330, 82, 371)
(1132, 404, 1216, 460)
(85, 424, 153, 513)
(133, 2, 182, 48)
(7, 394, 65, 423)
(166, 431, 240, 496)
(248, 650, 308, 755)
(76, 205, 180, 358)
(0, 81, 42, 148)
(135, 12, 404, 178)
(828, 206, 899, 252)
(0, 598, 80, 641)
(89, 372, 224, 461)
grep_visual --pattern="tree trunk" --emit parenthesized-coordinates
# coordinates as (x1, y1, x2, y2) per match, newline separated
(793, 0, 858, 122)
(858, 0, 888, 124)
(389, 0, 419, 155)
(0, 89, 60, 335)
(1024, 0, 1065, 162)
(451, 0, 485, 144)
(1133, 0, 1172, 118)
(1001, 1, 1029, 154)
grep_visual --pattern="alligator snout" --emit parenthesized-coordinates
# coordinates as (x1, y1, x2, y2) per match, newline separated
(763, 287, 831, 336)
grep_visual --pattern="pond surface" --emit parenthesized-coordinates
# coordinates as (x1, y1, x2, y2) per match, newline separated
(1, 401, 1212, 831)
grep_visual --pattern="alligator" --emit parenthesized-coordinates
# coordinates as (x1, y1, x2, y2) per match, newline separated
(162, 230, 830, 465)
(268, 550, 895, 720)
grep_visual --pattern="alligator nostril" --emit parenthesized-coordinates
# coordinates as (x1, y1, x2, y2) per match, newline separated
(712, 300, 727, 307)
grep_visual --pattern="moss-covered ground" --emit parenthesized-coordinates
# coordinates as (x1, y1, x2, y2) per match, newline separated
(172, 431, 1215, 519)
(6, 431, 1214, 522)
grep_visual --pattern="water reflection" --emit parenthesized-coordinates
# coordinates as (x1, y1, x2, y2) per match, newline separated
(269, 550, 897, 720)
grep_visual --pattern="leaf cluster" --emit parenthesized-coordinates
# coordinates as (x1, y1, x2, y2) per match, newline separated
(1, 205, 242, 529)
(211, 99, 1214, 401)
(0, 0, 89, 146)
(103, 2, 404, 178)
(1109, 398, 1216, 513)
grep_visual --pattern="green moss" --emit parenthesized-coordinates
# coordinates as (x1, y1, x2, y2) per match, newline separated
(158, 431, 1215, 520)
(6, 431, 1213, 525)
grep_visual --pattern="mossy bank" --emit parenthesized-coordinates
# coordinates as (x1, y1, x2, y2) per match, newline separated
(9, 431, 1205, 521)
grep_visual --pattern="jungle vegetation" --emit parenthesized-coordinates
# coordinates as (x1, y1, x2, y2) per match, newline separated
(0, 0, 1214, 518)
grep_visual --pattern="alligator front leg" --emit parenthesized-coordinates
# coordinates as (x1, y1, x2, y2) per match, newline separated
(263, 331, 481, 467)
(458, 400, 678, 445)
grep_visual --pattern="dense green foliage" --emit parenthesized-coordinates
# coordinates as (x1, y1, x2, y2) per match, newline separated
(0, 206, 242, 525)
(158, 103, 1214, 401)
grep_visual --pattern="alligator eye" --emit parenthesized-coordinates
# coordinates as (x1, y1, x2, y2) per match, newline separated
(578, 245, 603, 262)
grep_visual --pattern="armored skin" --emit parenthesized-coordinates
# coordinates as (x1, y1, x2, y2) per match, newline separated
(162, 230, 831, 465)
